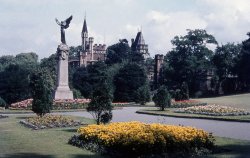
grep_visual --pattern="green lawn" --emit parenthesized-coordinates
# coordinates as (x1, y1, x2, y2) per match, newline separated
(1, 115, 250, 158)
(196, 93, 250, 111)
(0, 115, 102, 158)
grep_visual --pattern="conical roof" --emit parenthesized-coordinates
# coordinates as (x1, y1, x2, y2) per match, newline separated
(82, 18, 88, 33)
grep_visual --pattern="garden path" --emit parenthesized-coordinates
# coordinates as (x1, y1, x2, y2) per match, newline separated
(59, 107, 250, 141)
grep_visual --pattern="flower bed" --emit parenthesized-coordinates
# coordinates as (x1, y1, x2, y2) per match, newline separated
(20, 114, 84, 130)
(171, 99, 207, 108)
(53, 99, 90, 110)
(69, 121, 214, 157)
(10, 98, 90, 110)
(175, 104, 250, 116)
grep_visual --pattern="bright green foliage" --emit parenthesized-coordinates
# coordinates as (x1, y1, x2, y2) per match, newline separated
(153, 86, 171, 111)
(87, 81, 113, 125)
(30, 68, 53, 116)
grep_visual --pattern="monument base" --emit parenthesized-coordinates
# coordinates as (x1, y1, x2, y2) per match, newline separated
(54, 86, 73, 100)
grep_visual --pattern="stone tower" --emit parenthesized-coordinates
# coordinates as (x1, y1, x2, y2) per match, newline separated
(81, 18, 88, 52)
(154, 54, 164, 88)
(131, 31, 150, 59)
(78, 17, 106, 67)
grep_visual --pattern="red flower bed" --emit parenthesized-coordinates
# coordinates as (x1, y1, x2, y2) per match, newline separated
(10, 98, 91, 110)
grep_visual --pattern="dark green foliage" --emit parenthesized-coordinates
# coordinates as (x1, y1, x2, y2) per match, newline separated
(237, 33, 250, 91)
(0, 55, 15, 72)
(87, 81, 113, 125)
(106, 39, 131, 65)
(73, 61, 110, 98)
(30, 68, 53, 116)
(153, 86, 171, 111)
(72, 88, 84, 99)
(163, 29, 217, 96)
(212, 43, 241, 94)
(0, 64, 34, 105)
(174, 82, 189, 101)
(0, 97, 6, 107)
(40, 54, 57, 89)
(0, 53, 39, 105)
(134, 83, 151, 105)
(113, 63, 149, 102)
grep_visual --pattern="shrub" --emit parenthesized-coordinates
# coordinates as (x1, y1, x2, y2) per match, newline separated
(69, 122, 214, 157)
(30, 68, 53, 116)
(0, 97, 7, 108)
(153, 86, 171, 111)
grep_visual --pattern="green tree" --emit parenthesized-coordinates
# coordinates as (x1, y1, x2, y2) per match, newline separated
(30, 68, 53, 116)
(212, 43, 241, 93)
(134, 83, 151, 105)
(113, 63, 149, 102)
(106, 39, 131, 65)
(73, 61, 109, 98)
(163, 29, 218, 95)
(153, 86, 171, 111)
(237, 33, 250, 91)
(0, 55, 15, 72)
(87, 81, 113, 125)
(0, 97, 6, 108)
(0, 53, 39, 105)
(40, 54, 57, 89)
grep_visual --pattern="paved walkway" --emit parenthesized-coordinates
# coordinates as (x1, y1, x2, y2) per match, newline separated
(59, 107, 250, 141)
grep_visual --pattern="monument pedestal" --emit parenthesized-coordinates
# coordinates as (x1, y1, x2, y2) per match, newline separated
(54, 43, 73, 100)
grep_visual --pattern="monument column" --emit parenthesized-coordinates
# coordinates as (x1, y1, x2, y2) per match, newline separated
(54, 15, 73, 99)
(54, 44, 73, 99)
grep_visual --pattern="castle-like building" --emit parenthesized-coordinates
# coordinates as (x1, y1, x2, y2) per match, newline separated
(69, 18, 106, 67)
(80, 18, 106, 67)
(131, 31, 150, 59)
(68, 17, 166, 89)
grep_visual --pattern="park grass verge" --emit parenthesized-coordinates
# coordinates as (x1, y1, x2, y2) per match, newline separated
(136, 108, 250, 122)
(1, 115, 250, 158)
(0, 115, 102, 158)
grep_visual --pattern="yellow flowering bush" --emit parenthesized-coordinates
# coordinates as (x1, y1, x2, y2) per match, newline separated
(70, 122, 214, 157)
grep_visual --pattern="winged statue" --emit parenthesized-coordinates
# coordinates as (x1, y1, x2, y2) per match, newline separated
(55, 15, 73, 44)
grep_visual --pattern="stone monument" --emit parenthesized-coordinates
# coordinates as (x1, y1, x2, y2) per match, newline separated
(54, 15, 73, 99)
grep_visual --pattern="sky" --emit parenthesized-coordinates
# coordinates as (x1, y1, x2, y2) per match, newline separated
(1, 0, 250, 59)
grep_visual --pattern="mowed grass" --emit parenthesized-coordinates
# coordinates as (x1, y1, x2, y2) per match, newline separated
(0, 115, 102, 158)
(196, 93, 250, 111)
(1, 115, 250, 158)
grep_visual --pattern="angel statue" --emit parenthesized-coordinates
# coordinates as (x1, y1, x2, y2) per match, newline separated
(55, 15, 73, 44)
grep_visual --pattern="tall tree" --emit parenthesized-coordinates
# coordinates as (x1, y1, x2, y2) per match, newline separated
(87, 81, 113, 125)
(73, 61, 110, 98)
(212, 43, 241, 93)
(106, 39, 131, 65)
(30, 68, 53, 116)
(237, 33, 250, 91)
(153, 86, 171, 111)
(113, 63, 150, 102)
(40, 54, 57, 89)
(163, 29, 217, 95)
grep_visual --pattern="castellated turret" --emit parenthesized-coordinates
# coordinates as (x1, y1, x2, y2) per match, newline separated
(78, 17, 106, 67)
